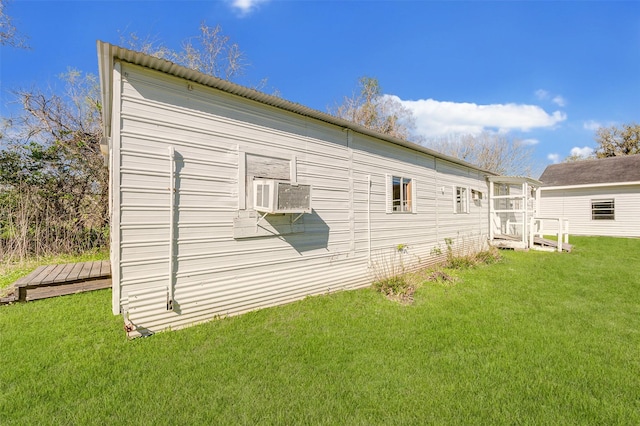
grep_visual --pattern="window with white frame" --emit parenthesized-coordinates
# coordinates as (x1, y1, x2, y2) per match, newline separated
(591, 199, 615, 220)
(386, 175, 417, 213)
(455, 186, 469, 213)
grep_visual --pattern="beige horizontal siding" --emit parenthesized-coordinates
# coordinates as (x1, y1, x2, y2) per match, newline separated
(115, 63, 492, 336)
(540, 185, 640, 237)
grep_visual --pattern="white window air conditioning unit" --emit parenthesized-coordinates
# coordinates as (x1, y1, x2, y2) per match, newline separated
(253, 179, 312, 214)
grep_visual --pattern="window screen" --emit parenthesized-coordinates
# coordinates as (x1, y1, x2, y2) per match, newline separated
(591, 199, 614, 220)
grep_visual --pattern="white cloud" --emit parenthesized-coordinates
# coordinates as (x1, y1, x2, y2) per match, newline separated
(521, 138, 539, 146)
(535, 89, 567, 107)
(552, 96, 566, 107)
(391, 96, 567, 138)
(570, 146, 594, 158)
(583, 120, 602, 131)
(547, 153, 560, 163)
(535, 89, 550, 100)
(228, 0, 270, 15)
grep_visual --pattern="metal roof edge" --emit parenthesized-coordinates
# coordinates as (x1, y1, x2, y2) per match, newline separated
(487, 175, 542, 186)
(96, 41, 498, 175)
(539, 181, 640, 191)
(97, 41, 113, 163)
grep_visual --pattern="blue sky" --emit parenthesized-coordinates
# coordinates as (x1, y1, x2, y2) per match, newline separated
(1, 0, 639, 174)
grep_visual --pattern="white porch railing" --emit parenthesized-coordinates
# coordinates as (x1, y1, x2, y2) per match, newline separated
(529, 217, 569, 252)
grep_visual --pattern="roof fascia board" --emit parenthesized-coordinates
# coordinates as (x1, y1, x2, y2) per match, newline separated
(540, 181, 640, 191)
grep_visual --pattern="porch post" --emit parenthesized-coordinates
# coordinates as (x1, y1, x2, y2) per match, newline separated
(488, 179, 494, 241)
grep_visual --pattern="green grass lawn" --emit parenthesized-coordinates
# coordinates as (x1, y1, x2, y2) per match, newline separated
(1, 237, 639, 424)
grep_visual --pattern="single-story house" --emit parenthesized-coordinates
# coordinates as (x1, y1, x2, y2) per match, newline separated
(98, 41, 503, 337)
(538, 155, 640, 237)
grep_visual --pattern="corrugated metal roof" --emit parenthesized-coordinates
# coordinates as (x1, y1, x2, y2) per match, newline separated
(487, 175, 542, 186)
(539, 155, 640, 187)
(97, 41, 497, 176)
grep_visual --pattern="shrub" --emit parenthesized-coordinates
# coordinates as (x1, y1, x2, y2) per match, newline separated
(370, 245, 415, 304)
(444, 236, 501, 269)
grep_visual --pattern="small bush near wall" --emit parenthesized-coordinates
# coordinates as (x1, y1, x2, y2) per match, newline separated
(370, 245, 415, 304)
(445, 238, 501, 269)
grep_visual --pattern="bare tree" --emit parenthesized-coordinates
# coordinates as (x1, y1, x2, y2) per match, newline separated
(0, 70, 107, 260)
(117, 31, 173, 60)
(120, 22, 246, 80)
(563, 153, 589, 163)
(1, 21, 254, 261)
(330, 77, 416, 141)
(594, 122, 640, 158)
(0, 19, 257, 263)
(0, 0, 28, 48)
(427, 132, 538, 176)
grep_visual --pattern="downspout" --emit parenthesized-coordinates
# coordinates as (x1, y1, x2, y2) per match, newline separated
(167, 146, 175, 311)
(522, 182, 527, 248)
(367, 174, 372, 266)
(435, 158, 439, 244)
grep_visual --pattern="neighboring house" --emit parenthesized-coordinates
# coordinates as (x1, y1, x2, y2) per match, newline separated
(97, 42, 497, 337)
(538, 155, 640, 237)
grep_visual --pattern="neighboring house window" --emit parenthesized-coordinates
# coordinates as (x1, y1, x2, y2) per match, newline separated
(592, 199, 615, 220)
(386, 175, 417, 213)
(455, 186, 469, 213)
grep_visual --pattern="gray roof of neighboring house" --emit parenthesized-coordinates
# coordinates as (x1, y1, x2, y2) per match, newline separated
(538, 155, 640, 187)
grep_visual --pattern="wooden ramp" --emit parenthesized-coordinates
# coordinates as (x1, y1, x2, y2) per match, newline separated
(533, 236, 573, 252)
(492, 234, 573, 252)
(1, 260, 111, 304)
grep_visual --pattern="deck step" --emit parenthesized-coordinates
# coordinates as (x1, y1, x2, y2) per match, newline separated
(1, 260, 111, 305)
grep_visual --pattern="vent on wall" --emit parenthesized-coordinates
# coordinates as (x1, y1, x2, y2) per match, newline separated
(253, 179, 312, 214)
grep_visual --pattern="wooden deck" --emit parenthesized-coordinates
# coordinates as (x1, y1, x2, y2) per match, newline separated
(1, 260, 111, 304)
(492, 234, 573, 252)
